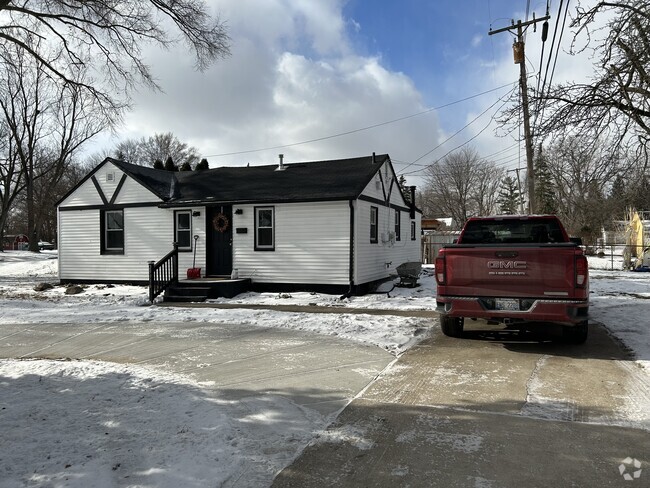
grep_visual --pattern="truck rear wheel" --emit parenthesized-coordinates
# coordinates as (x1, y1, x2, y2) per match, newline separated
(440, 316, 464, 338)
(562, 321, 588, 344)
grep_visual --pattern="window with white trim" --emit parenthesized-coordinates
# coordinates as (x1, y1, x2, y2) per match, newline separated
(102, 209, 124, 254)
(255, 206, 275, 250)
(411, 221, 417, 241)
(395, 209, 401, 241)
(370, 206, 378, 243)
(175, 210, 192, 250)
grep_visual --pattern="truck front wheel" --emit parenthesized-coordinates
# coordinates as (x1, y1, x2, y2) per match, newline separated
(440, 316, 464, 338)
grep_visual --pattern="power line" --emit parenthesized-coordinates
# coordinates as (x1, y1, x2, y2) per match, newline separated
(398, 84, 518, 174)
(535, 0, 552, 99)
(391, 144, 521, 176)
(536, 0, 570, 127)
(201, 83, 515, 159)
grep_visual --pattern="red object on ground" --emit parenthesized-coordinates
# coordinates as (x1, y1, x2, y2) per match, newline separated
(186, 268, 201, 279)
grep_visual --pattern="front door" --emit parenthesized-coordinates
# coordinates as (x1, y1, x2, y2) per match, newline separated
(206, 205, 233, 276)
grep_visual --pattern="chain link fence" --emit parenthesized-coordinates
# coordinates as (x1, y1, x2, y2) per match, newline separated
(590, 244, 649, 271)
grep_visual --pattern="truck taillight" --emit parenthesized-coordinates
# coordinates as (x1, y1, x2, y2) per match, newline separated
(576, 255, 588, 287)
(435, 256, 446, 285)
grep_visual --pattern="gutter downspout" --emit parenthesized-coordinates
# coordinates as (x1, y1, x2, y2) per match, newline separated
(340, 199, 355, 300)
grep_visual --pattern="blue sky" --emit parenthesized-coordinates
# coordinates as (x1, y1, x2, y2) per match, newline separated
(86, 0, 592, 186)
(344, 0, 489, 101)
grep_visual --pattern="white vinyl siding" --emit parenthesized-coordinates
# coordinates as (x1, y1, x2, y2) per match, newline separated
(233, 201, 350, 285)
(355, 160, 421, 284)
(59, 205, 207, 282)
(114, 177, 160, 204)
(59, 162, 160, 208)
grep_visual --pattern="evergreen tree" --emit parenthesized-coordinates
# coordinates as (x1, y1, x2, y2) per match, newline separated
(179, 161, 192, 171)
(153, 159, 164, 170)
(194, 158, 210, 171)
(631, 175, 650, 211)
(608, 175, 628, 217)
(398, 175, 411, 204)
(534, 149, 556, 214)
(164, 156, 178, 172)
(497, 176, 521, 214)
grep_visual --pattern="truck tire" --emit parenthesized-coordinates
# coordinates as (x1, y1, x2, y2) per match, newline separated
(563, 321, 588, 344)
(440, 316, 464, 338)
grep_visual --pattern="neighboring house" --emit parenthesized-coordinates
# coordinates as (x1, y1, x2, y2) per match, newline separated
(57, 153, 422, 294)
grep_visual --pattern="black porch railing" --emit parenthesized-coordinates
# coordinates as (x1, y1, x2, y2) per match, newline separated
(148, 243, 179, 303)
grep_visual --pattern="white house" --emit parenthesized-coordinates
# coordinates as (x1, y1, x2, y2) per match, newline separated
(57, 153, 422, 295)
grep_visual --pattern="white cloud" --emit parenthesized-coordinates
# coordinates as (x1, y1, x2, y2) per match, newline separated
(81, 0, 441, 186)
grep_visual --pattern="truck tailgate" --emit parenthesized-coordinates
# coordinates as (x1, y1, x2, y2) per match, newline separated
(442, 245, 579, 298)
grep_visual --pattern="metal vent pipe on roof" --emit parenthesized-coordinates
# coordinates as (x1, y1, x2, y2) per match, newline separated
(276, 153, 285, 171)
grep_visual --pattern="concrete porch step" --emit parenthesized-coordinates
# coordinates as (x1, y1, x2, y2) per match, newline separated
(163, 278, 251, 302)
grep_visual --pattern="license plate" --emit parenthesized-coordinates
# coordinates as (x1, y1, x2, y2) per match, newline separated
(495, 299, 519, 311)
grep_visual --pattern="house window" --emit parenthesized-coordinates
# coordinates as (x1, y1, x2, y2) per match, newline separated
(370, 206, 378, 243)
(255, 206, 275, 250)
(411, 221, 417, 241)
(175, 210, 192, 251)
(102, 209, 124, 254)
(395, 209, 401, 241)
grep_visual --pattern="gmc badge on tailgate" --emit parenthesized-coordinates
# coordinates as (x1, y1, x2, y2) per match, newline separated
(487, 261, 527, 276)
(487, 261, 527, 269)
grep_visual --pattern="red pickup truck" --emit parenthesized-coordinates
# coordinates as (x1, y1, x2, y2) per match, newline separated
(435, 215, 589, 343)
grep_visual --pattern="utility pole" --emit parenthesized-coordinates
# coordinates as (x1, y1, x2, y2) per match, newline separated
(489, 15, 549, 214)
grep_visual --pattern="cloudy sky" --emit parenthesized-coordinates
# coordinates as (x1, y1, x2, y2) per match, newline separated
(86, 0, 598, 186)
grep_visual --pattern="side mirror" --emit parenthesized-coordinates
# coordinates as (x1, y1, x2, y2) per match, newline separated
(570, 237, 583, 246)
(452, 238, 458, 244)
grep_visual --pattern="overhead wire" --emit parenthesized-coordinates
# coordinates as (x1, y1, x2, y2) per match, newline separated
(536, 0, 570, 128)
(391, 141, 521, 169)
(398, 116, 525, 178)
(202, 83, 514, 159)
(535, 0, 552, 99)
(397, 83, 518, 175)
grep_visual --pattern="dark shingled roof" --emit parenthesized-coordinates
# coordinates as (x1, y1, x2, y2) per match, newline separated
(110, 159, 178, 200)
(116, 154, 391, 204)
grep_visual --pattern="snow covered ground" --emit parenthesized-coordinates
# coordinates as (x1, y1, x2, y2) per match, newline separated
(0, 251, 648, 487)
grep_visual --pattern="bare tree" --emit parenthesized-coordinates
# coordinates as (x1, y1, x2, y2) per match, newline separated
(544, 135, 631, 241)
(0, 1, 229, 119)
(140, 133, 199, 168)
(98, 132, 200, 168)
(473, 163, 504, 216)
(422, 147, 503, 227)
(0, 41, 109, 251)
(537, 1, 650, 166)
(0, 119, 24, 249)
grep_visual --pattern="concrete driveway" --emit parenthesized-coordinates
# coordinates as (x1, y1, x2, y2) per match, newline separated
(273, 321, 650, 487)
(0, 321, 394, 418)
(2, 318, 649, 487)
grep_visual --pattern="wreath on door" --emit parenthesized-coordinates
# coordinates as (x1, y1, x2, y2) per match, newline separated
(212, 212, 230, 232)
